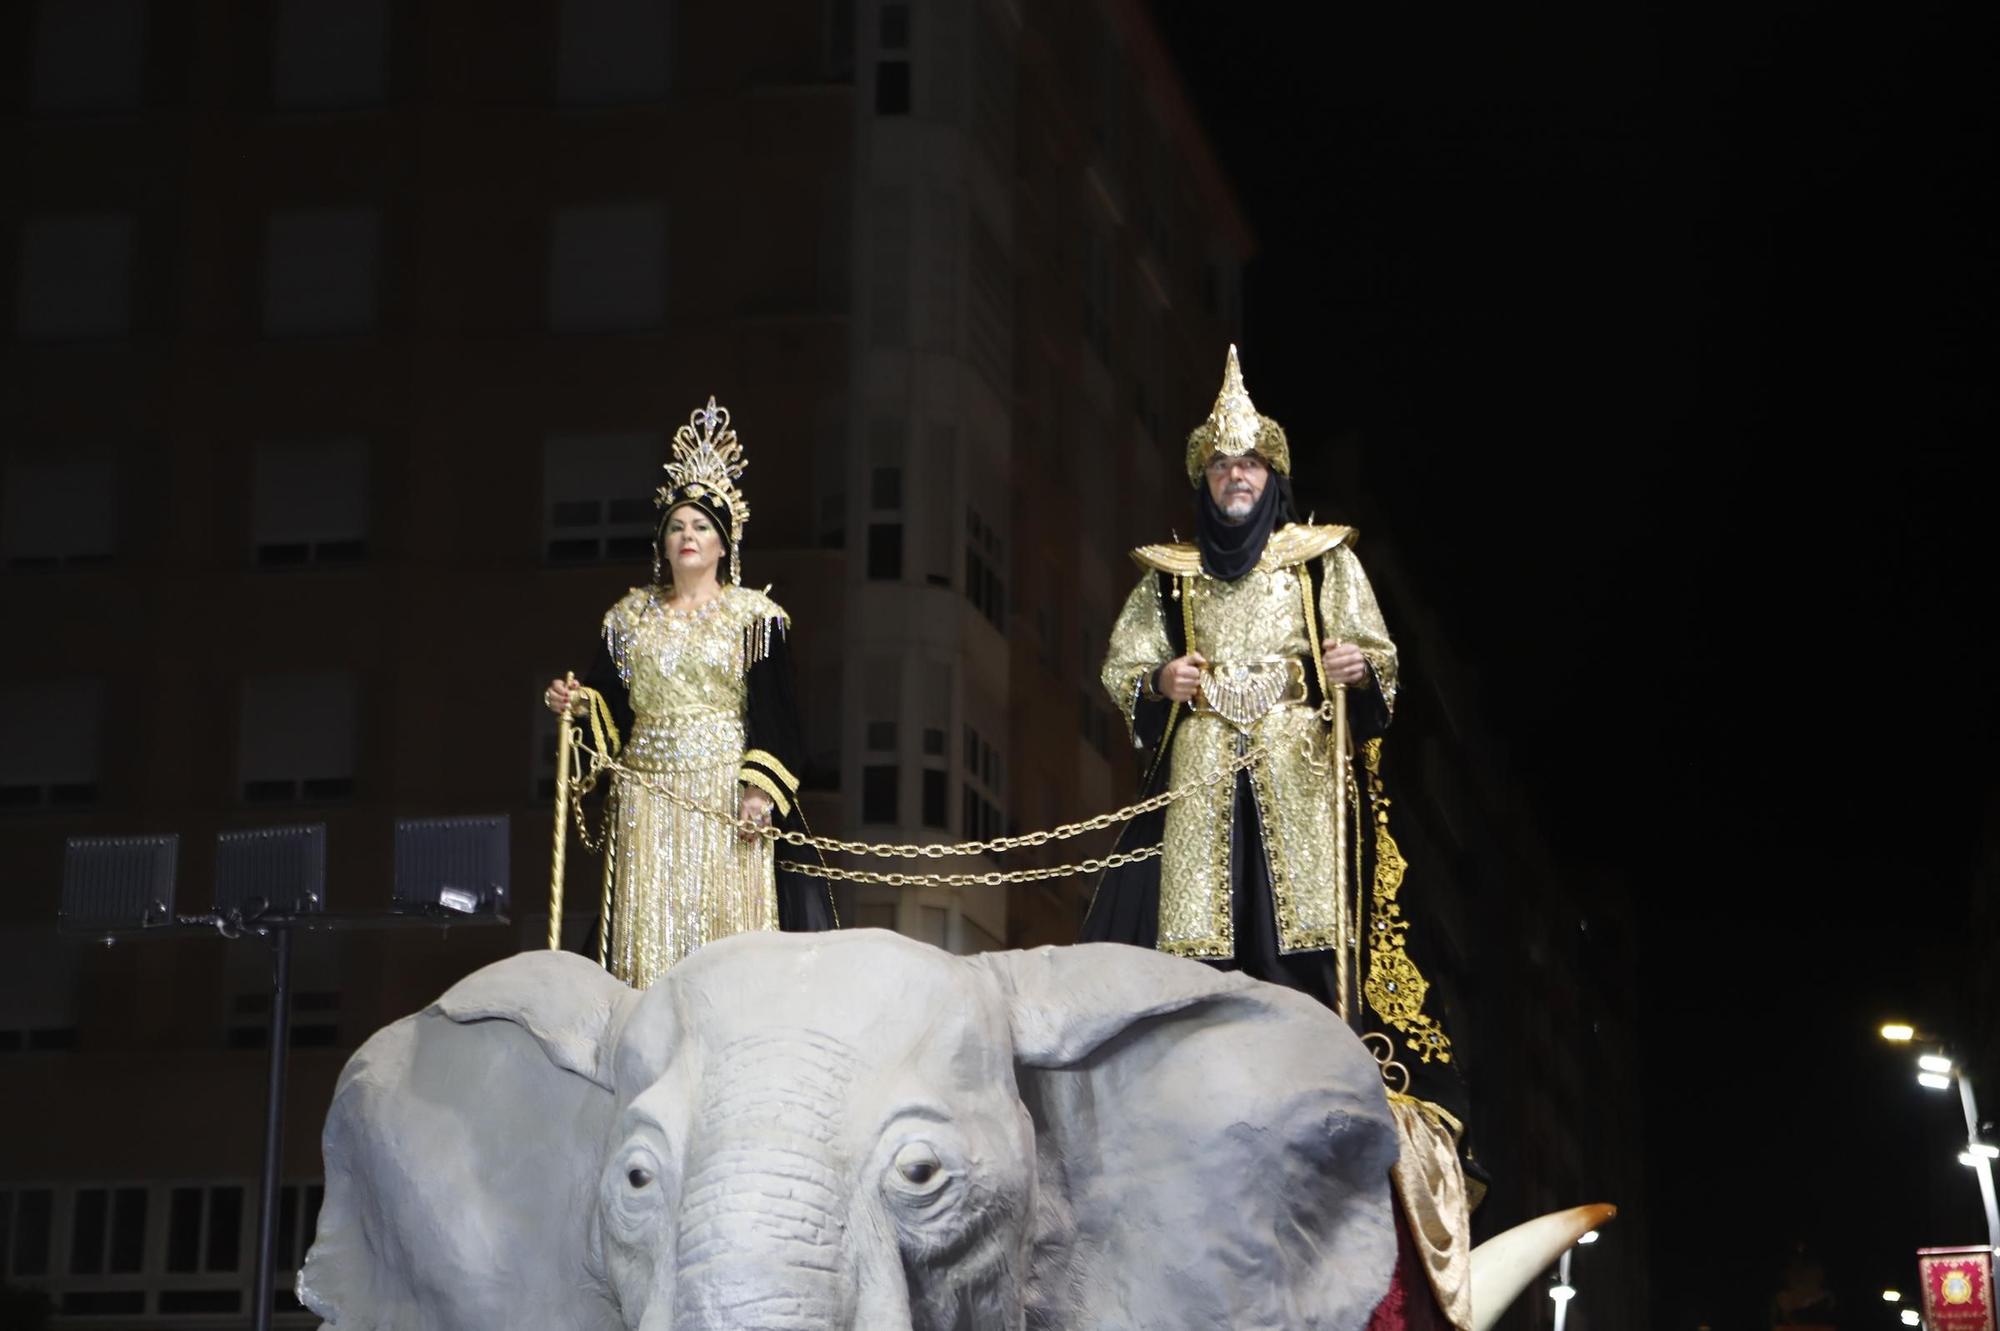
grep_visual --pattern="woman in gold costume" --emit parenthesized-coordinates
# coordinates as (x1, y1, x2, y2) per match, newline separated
(545, 397, 832, 987)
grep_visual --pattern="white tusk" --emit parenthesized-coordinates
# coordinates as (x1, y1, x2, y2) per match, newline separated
(1468, 1202, 1618, 1331)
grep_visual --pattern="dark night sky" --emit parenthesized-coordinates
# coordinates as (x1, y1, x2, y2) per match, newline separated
(1152, 1, 1996, 1325)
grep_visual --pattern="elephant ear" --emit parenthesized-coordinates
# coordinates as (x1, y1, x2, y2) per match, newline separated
(975, 943, 1400, 1331)
(300, 951, 636, 1331)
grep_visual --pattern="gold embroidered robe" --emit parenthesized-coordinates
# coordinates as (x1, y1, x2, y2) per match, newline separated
(1100, 524, 1398, 959)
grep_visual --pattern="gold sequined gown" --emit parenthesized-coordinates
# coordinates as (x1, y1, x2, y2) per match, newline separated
(586, 583, 813, 988)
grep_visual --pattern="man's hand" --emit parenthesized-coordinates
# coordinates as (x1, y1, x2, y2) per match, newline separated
(739, 786, 775, 840)
(1156, 652, 1207, 704)
(1322, 641, 1370, 688)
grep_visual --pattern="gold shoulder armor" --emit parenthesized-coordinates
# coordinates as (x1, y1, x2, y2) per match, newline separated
(1262, 523, 1356, 568)
(1128, 524, 1355, 576)
(1129, 542, 1204, 575)
(728, 583, 790, 628)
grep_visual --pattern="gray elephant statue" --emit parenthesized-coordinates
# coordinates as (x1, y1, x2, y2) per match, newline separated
(299, 929, 1404, 1329)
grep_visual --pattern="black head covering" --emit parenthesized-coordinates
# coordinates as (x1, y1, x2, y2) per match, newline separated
(1195, 469, 1296, 580)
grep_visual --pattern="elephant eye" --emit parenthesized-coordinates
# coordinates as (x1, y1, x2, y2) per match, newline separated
(626, 1167, 654, 1190)
(888, 1141, 949, 1199)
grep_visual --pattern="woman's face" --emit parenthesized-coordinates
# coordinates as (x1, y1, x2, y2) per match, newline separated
(662, 504, 724, 583)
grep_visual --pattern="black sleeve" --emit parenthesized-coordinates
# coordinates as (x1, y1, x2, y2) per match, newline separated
(741, 626, 838, 933)
(1125, 569, 1189, 780)
(739, 626, 805, 820)
(1347, 662, 1392, 742)
(581, 635, 634, 752)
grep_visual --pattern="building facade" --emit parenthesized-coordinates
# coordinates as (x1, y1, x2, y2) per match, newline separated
(0, 0, 1247, 1321)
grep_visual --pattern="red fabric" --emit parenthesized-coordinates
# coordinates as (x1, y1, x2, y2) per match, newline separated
(1368, 1204, 1454, 1331)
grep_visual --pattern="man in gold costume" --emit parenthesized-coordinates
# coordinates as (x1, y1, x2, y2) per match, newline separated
(1084, 348, 1476, 1329)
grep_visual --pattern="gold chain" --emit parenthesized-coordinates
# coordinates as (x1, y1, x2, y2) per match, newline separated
(777, 844, 1163, 888)
(562, 741, 610, 853)
(556, 721, 1266, 887)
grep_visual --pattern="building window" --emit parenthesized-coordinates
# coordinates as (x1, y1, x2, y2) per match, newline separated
(251, 438, 368, 568)
(274, 1183, 325, 1273)
(0, 680, 103, 811)
(866, 524, 902, 580)
(548, 203, 666, 333)
(542, 432, 660, 564)
(865, 421, 904, 581)
(557, 0, 672, 106)
(963, 503, 1005, 631)
(238, 672, 358, 803)
(1, 1187, 56, 1278)
(874, 3, 910, 115)
(2, 458, 116, 569)
(919, 665, 950, 829)
(263, 208, 382, 337)
(272, 0, 387, 109)
(921, 768, 947, 829)
(862, 765, 898, 824)
(67, 1186, 148, 1276)
(15, 214, 134, 341)
(961, 724, 1004, 841)
(30, 0, 146, 114)
(165, 1184, 245, 1274)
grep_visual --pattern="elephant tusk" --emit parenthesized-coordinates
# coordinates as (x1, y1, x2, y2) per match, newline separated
(1468, 1202, 1617, 1331)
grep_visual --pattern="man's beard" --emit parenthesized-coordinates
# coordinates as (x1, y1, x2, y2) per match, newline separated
(1220, 490, 1257, 522)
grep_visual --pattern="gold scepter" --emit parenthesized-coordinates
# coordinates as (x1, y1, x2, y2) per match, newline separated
(547, 672, 578, 951)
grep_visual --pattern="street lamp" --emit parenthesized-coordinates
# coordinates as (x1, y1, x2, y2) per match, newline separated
(1880, 1022, 2000, 1295)
(1883, 1288, 1903, 1302)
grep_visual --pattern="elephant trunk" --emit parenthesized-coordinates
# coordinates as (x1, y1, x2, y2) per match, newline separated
(670, 1032, 862, 1329)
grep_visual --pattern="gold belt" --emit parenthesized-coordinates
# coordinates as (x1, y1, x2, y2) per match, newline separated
(1195, 656, 1308, 730)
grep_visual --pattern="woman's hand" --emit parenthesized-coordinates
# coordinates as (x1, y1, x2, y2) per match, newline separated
(739, 786, 775, 840)
(544, 675, 583, 716)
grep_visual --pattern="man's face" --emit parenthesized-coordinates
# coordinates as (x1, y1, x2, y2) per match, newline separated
(1205, 453, 1269, 522)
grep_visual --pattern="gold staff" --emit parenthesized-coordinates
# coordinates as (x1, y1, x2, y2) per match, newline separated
(1329, 682, 1351, 1026)
(547, 672, 578, 951)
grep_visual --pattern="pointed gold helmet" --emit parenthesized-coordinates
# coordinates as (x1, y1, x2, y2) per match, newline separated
(1184, 345, 1291, 486)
